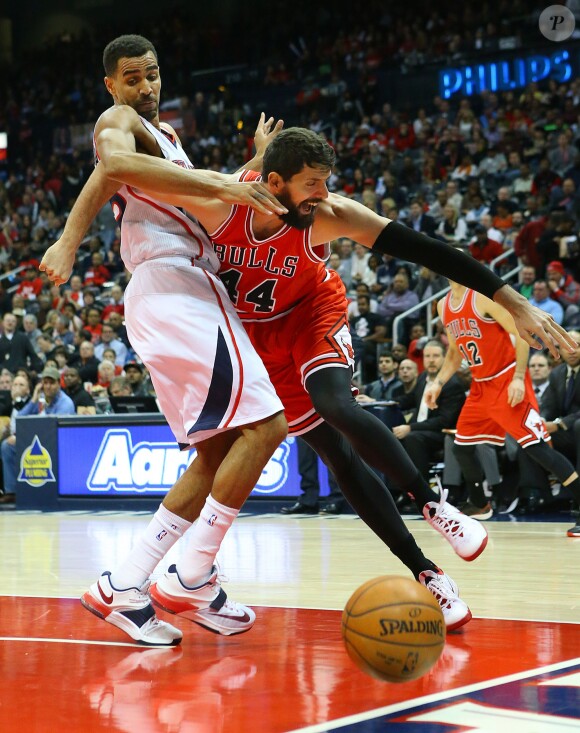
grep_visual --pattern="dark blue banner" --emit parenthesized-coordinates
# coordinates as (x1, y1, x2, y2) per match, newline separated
(56, 423, 331, 498)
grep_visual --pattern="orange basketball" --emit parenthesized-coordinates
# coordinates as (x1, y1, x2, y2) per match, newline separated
(341, 575, 445, 683)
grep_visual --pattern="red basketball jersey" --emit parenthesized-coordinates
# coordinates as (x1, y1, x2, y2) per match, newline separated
(441, 288, 515, 380)
(208, 170, 330, 321)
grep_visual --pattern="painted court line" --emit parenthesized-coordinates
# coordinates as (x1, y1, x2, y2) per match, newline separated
(285, 657, 580, 733)
(0, 636, 143, 648)
(2, 596, 579, 626)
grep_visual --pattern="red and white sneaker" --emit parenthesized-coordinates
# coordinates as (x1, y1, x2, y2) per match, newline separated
(150, 564, 256, 636)
(81, 571, 182, 646)
(418, 568, 472, 632)
(424, 486, 488, 561)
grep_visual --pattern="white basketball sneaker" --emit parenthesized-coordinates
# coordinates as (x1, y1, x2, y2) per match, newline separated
(150, 564, 256, 636)
(81, 571, 182, 646)
(418, 569, 472, 632)
(424, 485, 488, 561)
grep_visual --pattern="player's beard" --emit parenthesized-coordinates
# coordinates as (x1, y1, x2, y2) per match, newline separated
(276, 190, 321, 230)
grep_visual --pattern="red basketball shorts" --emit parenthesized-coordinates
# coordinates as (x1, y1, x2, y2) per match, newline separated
(455, 368, 549, 448)
(243, 271, 354, 435)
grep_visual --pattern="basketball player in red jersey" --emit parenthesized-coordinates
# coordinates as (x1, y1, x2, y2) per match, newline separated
(426, 280, 580, 535)
(43, 125, 577, 631)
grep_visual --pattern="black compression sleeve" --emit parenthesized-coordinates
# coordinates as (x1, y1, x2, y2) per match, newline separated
(372, 221, 505, 299)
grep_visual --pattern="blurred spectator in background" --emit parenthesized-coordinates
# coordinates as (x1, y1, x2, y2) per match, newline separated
(546, 260, 580, 326)
(94, 322, 128, 366)
(377, 271, 419, 343)
(63, 367, 96, 415)
(0, 371, 32, 503)
(529, 280, 564, 324)
(350, 295, 387, 383)
(358, 351, 401, 402)
(83, 251, 111, 288)
(468, 224, 505, 264)
(22, 314, 42, 355)
(70, 340, 100, 384)
(0, 313, 43, 375)
(528, 353, 552, 402)
(436, 204, 468, 246)
(390, 341, 465, 498)
(102, 284, 125, 319)
(109, 375, 133, 398)
(513, 265, 536, 299)
(124, 361, 155, 397)
(406, 199, 436, 237)
(392, 359, 419, 410)
(16, 265, 43, 301)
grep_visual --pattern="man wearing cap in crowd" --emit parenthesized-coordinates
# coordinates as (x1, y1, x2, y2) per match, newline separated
(468, 224, 505, 264)
(0, 367, 75, 501)
(16, 367, 75, 417)
(124, 361, 155, 397)
(546, 260, 580, 327)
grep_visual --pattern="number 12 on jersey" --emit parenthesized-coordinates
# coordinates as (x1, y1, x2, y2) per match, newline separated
(458, 340, 483, 366)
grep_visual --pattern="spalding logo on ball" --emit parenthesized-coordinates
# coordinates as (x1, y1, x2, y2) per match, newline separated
(342, 575, 445, 683)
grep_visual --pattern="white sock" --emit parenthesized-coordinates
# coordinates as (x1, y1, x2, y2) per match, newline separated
(176, 494, 239, 586)
(110, 504, 192, 590)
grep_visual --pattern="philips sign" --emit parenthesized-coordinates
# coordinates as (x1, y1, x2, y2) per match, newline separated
(439, 49, 574, 100)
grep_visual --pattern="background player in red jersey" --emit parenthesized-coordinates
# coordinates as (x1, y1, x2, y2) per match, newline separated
(426, 281, 580, 536)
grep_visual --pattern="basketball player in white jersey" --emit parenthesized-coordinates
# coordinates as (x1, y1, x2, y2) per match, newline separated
(42, 35, 289, 647)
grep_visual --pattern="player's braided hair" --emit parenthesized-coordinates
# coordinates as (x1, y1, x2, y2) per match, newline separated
(263, 127, 336, 181)
(103, 35, 158, 76)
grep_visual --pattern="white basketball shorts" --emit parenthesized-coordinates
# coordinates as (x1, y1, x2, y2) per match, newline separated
(124, 257, 283, 448)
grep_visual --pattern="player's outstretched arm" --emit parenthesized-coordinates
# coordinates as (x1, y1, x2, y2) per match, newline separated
(314, 195, 577, 359)
(96, 106, 287, 216)
(40, 165, 119, 286)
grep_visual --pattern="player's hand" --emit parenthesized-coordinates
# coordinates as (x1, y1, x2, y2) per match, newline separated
(355, 394, 375, 403)
(253, 112, 284, 156)
(494, 287, 578, 358)
(39, 239, 77, 286)
(507, 376, 525, 407)
(392, 424, 411, 439)
(219, 181, 288, 216)
(424, 383, 441, 409)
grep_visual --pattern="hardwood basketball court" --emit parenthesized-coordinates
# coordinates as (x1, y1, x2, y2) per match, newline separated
(1, 508, 579, 732)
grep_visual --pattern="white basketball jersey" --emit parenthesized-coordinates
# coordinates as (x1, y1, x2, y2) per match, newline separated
(96, 116, 220, 274)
